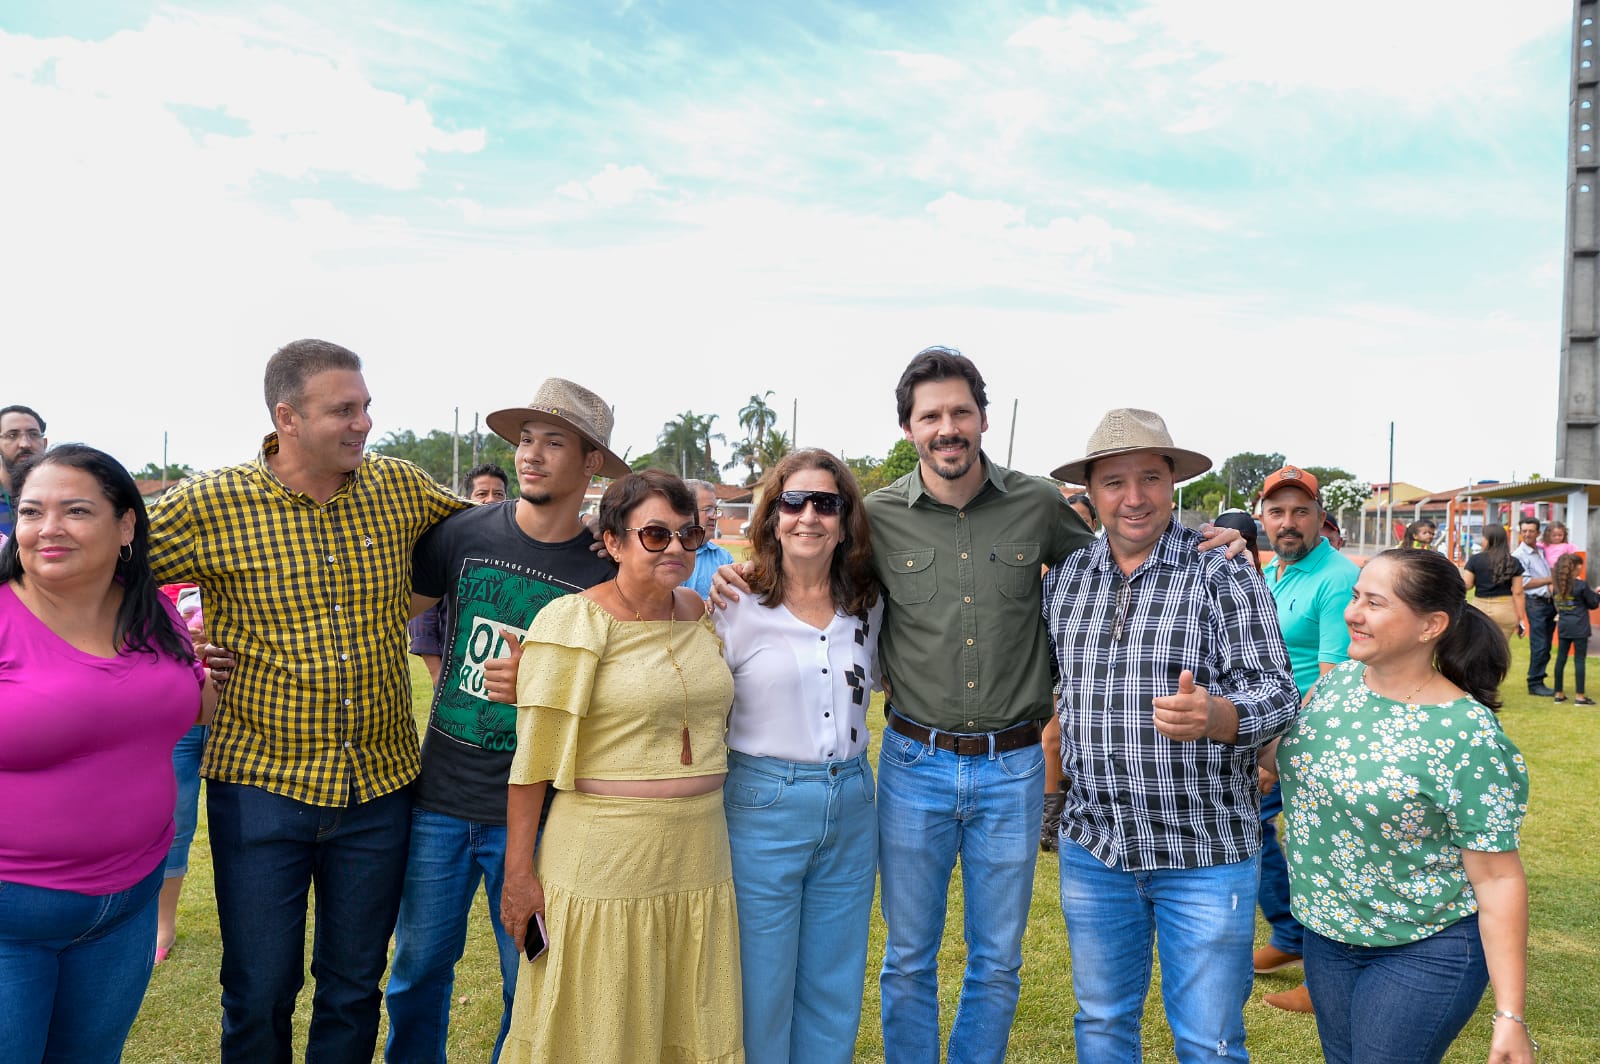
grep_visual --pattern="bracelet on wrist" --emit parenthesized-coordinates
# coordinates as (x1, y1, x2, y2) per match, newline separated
(1490, 1011, 1539, 1052)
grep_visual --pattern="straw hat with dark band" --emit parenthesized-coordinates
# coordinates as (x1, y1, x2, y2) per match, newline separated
(1050, 408, 1212, 485)
(487, 378, 631, 479)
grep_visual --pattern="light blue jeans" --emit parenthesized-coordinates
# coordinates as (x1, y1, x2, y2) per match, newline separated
(164, 724, 208, 878)
(877, 720, 1044, 1064)
(384, 807, 518, 1064)
(724, 750, 877, 1064)
(1057, 839, 1259, 1063)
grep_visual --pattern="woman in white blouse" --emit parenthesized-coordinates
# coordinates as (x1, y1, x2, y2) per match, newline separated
(715, 448, 882, 1064)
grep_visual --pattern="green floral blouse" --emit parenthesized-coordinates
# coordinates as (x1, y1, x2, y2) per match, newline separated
(1279, 660, 1528, 947)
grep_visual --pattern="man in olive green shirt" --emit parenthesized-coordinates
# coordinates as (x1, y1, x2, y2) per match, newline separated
(867, 347, 1095, 1064)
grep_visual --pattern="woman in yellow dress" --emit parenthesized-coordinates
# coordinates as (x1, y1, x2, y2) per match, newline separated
(490, 469, 741, 1063)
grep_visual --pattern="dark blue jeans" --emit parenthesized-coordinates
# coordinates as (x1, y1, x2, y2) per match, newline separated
(1304, 915, 1487, 1064)
(1526, 596, 1556, 686)
(208, 781, 411, 1064)
(1256, 782, 1303, 955)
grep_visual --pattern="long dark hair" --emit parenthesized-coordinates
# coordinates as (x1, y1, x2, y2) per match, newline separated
(1477, 523, 1521, 585)
(1378, 547, 1507, 709)
(0, 444, 194, 663)
(747, 448, 878, 618)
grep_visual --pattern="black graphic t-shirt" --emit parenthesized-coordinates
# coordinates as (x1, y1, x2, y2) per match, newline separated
(411, 502, 614, 822)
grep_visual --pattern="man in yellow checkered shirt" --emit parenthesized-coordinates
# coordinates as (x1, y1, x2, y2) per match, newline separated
(149, 338, 467, 1062)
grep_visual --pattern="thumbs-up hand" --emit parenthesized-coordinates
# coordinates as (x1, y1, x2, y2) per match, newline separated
(483, 628, 524, 705)
(1152, 669, 1216, 742)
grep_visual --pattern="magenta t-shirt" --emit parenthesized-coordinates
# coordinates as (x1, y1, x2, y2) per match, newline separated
(0, 584, 203, 893)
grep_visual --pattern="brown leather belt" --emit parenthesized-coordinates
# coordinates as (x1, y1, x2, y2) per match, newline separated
(886, 710, 1041, 756)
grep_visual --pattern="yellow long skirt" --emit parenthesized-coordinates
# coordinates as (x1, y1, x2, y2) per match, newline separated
(500, 789, 744, 1064)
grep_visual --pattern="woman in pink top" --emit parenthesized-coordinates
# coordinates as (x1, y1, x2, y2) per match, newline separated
(0, 444, 213, 1063)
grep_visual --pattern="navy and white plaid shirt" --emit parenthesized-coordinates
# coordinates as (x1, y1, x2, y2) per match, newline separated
(1043, 519, 1298, 871)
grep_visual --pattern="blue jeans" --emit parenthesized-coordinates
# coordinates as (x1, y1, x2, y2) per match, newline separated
(208, 780, 411, 1064)
(384, 808, 518, 1064)
(1303, 915, 1488, 1064)
(165, 725, 209, 878)
(1256, 782, 1302, 955)
(1057, 840, 1259, 1063)
(0, 863, 163, 1064)
(877, 719, 1044, 1064)
(725, 750, 877, 1064)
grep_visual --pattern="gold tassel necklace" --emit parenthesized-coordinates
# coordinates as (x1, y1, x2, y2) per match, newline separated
(613, 579, 693, 765)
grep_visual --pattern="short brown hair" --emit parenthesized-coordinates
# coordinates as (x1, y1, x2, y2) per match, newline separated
(746, 448, 878, 618)
(264, 339, 362, 415)
(597, 470, 697, 541)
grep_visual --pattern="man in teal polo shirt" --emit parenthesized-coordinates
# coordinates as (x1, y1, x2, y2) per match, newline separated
(1253, 464, 1360, 1014)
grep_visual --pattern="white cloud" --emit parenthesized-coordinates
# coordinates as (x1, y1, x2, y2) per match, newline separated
(1007, 12, 1138, 67)
(556, 163, 663, 206)
(882, 49, 965, 81)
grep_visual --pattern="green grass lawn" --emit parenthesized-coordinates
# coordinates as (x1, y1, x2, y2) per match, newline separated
(126, 639, 1599, 1062)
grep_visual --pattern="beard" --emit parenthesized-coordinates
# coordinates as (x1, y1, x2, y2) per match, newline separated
(1, 449, 35, 479)
(916, 435, 978, 481)
(1272, 532, 1312, 563)
(520, 490, 553, 506)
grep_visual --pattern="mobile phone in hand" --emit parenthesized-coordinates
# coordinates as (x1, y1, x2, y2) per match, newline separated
(524, 912, 548, 962)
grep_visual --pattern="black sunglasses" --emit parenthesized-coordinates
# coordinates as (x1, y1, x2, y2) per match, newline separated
(624, 525, 708, 552)
(777, 490, 844, 516)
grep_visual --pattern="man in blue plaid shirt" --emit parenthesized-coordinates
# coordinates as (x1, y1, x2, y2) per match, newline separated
(1043, 409, 1298, 1064)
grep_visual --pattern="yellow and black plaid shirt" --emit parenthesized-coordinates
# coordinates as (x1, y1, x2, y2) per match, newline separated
(149, 434, 467, 806)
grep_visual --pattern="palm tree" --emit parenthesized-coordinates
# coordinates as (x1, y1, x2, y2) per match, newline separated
(733, 392, 777, 484)
(655, 412, 723, 481)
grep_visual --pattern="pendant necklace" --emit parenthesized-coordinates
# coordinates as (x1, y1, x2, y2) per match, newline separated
(614, 579, 694, 765)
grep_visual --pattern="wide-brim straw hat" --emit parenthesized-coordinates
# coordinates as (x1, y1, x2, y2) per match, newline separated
(1050, 408, 1212, 485)
(486, 378, 631, 479)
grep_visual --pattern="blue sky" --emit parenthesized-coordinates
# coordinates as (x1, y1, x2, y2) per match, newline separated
(0, 1, 1576, 491)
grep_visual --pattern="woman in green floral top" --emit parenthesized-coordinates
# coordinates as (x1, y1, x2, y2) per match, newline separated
(1277, 548, 1534, 1064)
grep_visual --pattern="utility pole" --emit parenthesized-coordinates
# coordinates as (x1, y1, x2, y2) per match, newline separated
(1558, 0, 1600, 558)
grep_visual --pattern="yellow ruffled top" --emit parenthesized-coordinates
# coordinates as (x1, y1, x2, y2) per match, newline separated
(507, 594, 735, 790)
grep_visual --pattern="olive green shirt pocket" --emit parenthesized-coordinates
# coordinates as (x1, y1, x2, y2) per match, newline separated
(993, 542, 1040, 598)
(885, 548, 937, 604)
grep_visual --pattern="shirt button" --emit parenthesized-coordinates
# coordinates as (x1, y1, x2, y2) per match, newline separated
(1016, 553, 1025, 561)
(824, 711, 831, 717)
(960, 552, 968, 559)
(344, 698, 353, 706)
(966, 638, 974, 646)
(327, 555, 335, 563)
(343, 740, 353, 749)
(341, 653, 349, 662)
(905, 559, 915, 568)
(967, 681, 975, 689)
(333, 604, 342, 612)
(822, 668, 828, 674)
(958, 511, 966, 518)
(820, 635, 826, 641)
(963, 596, 972, 604)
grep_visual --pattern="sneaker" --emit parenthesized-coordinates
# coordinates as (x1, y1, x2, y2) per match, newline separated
(1528, 684, 1556, 697)
(1576, 696, 1596, 706)
(1253, 945, 1302, 974)
(1264, 983, 1315, 1013)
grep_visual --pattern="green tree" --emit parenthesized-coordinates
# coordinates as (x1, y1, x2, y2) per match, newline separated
(727, 391, 778, 485)
(1220, 451, 1287, 508)
(879, 439, 918, 483)
(646, 412, 724, 482)
(370, 429, 516, 493)
(1303, 465, 1355, 487)
(132, 462, 195, 482)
